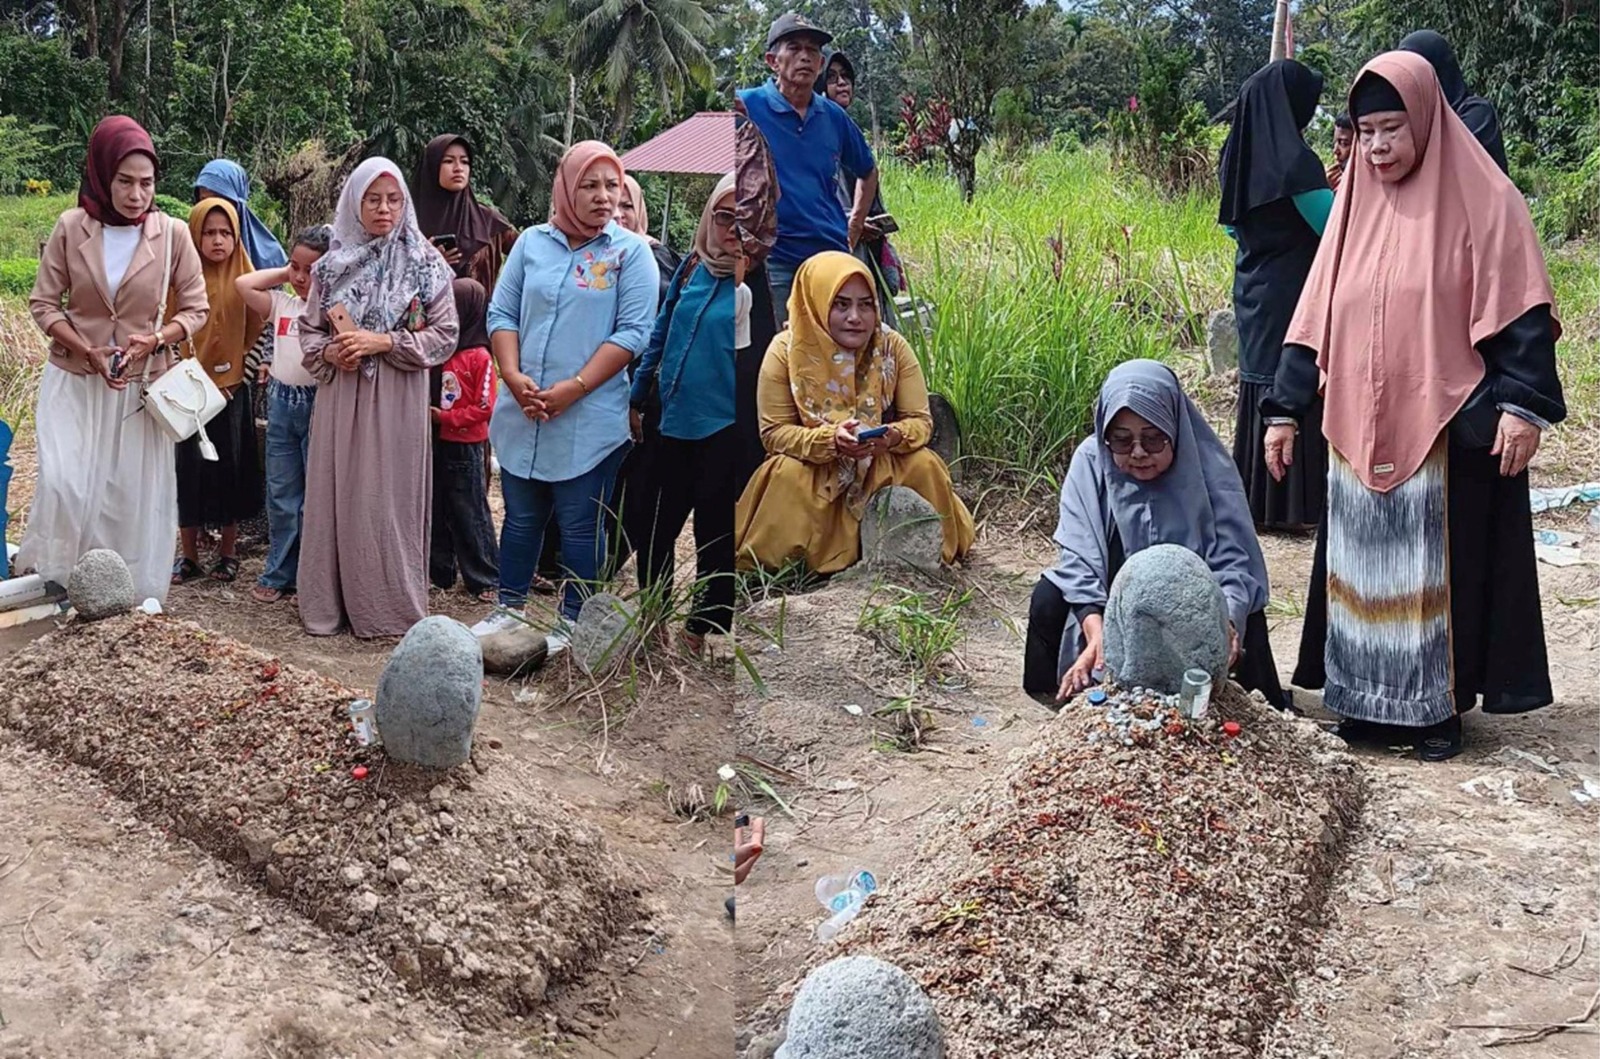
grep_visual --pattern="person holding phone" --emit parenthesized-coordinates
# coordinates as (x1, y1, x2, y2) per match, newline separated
(815, 47, 904, 324)
(296, 158, 459, 638)
(412, 135, 519, 289)
(735, 251, 971, 575)
(19, 116, 209, 604)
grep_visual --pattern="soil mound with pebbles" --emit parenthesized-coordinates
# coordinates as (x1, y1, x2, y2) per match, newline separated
(767, 685, 1366, 1059)
(0, 613, 640, 1026)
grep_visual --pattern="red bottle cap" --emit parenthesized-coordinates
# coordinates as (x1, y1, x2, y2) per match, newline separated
(1222, 721, 1242, 737)
(351, 766, 369, 780)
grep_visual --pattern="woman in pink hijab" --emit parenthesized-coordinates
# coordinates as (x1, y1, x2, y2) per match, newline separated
(469, 141, 660, 652)
(1262, 51, 1564, 762)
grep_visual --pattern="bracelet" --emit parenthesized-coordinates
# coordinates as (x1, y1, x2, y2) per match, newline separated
(1264, 417, 1298, 430)
(573, 373, 591, 395)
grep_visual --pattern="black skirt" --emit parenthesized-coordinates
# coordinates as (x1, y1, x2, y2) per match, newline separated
(176, 384, 264, 529)
(1291, 436, 1551, 716)
(1233, 382, 1326, 530)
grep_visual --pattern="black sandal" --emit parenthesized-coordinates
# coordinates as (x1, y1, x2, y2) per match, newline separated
(1418, 716, 1463, 763)
(172, 557, 204, 584)
(209, 556, 241, 583)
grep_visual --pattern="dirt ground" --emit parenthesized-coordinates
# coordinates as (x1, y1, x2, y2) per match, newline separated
(0, 449, 737, 1059)
(733, 498, 1600, 1057)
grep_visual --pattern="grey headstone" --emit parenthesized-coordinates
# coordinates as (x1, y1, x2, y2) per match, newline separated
(1206, 308, 1238, 375)
(571, 593, 639, 675)
(479, 622, 550, 676)
(1102, 543, 1229, 695)
(926, 393, 963, 483)
(67, 549, 136, 622)
(776, 956, 944, 1059)
(860, 486, 943, 574)
(375, 616, 483, 769)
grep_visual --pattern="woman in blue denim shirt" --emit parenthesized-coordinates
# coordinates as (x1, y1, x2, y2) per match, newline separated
(471, 141, 659, 651)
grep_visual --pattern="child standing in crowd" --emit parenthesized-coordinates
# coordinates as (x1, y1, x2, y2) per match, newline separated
(430, 278, 500, 601)
(171, 199, 265, 585)
(237, 225, 331, 603)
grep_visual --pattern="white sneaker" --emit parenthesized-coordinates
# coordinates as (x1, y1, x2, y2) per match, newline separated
(470, 611, 524, 637)
(545, 621, 574, 656)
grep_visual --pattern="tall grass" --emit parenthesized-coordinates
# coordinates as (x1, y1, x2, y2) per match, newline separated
(1, 297, 46, 437)
(886, 145, 1600, 488)
(0, 193, 75, 259)
(885, 147, 1233, 489)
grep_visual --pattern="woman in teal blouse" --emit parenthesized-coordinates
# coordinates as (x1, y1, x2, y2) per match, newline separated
(626, 175, 738, 655)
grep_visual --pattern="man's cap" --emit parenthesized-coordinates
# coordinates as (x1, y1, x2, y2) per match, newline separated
(766, 11, 833, 50)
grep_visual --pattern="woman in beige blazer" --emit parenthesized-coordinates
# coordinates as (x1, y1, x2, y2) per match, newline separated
(18, 116, 208, 603)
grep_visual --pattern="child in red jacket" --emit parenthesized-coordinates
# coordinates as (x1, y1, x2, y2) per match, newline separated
(429, 278, 500, 600)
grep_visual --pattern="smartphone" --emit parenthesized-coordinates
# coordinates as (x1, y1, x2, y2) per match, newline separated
(326, 303, 356, 334)
(865, 212, 899, 235)
(855, 425, 890, 440)
(432, 234, 458, 253)
(108, 349, 126, 379)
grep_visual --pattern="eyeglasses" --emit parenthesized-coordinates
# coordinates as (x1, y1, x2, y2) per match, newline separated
(826, 70, 853, 85)
(1105, 429, 1171, 455)
(712, 209, 735, 228)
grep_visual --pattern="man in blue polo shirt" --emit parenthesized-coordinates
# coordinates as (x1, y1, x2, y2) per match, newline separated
(737, 11, 879, 326)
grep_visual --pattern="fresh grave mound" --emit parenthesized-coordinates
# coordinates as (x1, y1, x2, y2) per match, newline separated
(0, 613, 640, 1025)
(795, 686, 1365, 1059)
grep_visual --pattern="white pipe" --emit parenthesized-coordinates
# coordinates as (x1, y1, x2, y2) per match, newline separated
(0, 574, 57, 613)
(0, 599, 69, 629)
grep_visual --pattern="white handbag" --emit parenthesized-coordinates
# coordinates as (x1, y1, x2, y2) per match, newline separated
(139, 217, 226, 460)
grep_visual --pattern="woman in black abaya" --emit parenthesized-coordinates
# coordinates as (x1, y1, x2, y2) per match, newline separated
(1399, 30, 1509, 173)
(1218, 59, 1333, 531)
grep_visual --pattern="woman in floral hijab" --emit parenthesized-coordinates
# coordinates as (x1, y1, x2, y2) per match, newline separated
(296, 157, 459, 638)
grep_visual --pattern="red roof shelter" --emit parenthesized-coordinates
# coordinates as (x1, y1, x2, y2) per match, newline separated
(618, 111, 733, 248)
(619, 111, 733, 175)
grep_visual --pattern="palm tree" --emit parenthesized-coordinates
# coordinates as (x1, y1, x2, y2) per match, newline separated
(569, 0, 715, 136)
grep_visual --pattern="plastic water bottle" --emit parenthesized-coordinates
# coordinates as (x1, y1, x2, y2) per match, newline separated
(349, 699, 381, 747)
(1179, 669, 1213, 720)
(814, 869, 878, 941)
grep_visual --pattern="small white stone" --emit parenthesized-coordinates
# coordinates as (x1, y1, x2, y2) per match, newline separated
(340, 864, 366, 888)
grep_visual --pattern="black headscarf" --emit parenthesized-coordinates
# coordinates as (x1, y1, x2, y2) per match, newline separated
(814, 49, 856, 99)
(412, 134, 515, 275)
(451, 276, 490, 351)
(1398, 30, 1509, 173)
(1218, 60, 1329, 226)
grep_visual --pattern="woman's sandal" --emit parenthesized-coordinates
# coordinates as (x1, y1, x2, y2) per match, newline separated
(251, 585, 286, 603)
(172, 557, 204, 585)
(531, 574, 558, 596)
(210, 555, 242, 583)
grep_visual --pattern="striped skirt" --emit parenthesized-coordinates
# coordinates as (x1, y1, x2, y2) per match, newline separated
(1323, 441, 1456, 726)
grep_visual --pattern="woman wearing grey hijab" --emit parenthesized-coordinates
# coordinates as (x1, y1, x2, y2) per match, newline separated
(1024, 360, 1286, 708)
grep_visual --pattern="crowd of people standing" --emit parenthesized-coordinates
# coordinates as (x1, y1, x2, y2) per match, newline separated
(11, 16, 1569, 769)
(16, 115, 749, 656)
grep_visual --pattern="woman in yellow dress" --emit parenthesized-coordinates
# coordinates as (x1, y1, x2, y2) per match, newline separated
(736, 251, 973, 574)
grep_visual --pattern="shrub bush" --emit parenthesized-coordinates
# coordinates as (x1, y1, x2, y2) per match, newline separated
(0, 257, 36, 296)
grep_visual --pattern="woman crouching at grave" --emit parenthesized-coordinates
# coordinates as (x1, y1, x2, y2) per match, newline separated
(1025, 360, 1287, 710)
(1262, 54, 1563, 763)
(19, 116, 209, 604)
(296, 158, 459, 639)
(734, 252, 973, 575)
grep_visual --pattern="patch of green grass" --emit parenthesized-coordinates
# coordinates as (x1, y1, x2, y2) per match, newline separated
(0, 193, 74, 259)
(886, 146, 1231, 490)
(857, 584, 973, 685)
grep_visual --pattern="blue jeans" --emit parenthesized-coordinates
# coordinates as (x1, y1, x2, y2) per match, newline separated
(498, 442, 630, 621)
(258, 380, 315, 591)
(768, 259, 797, 328)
